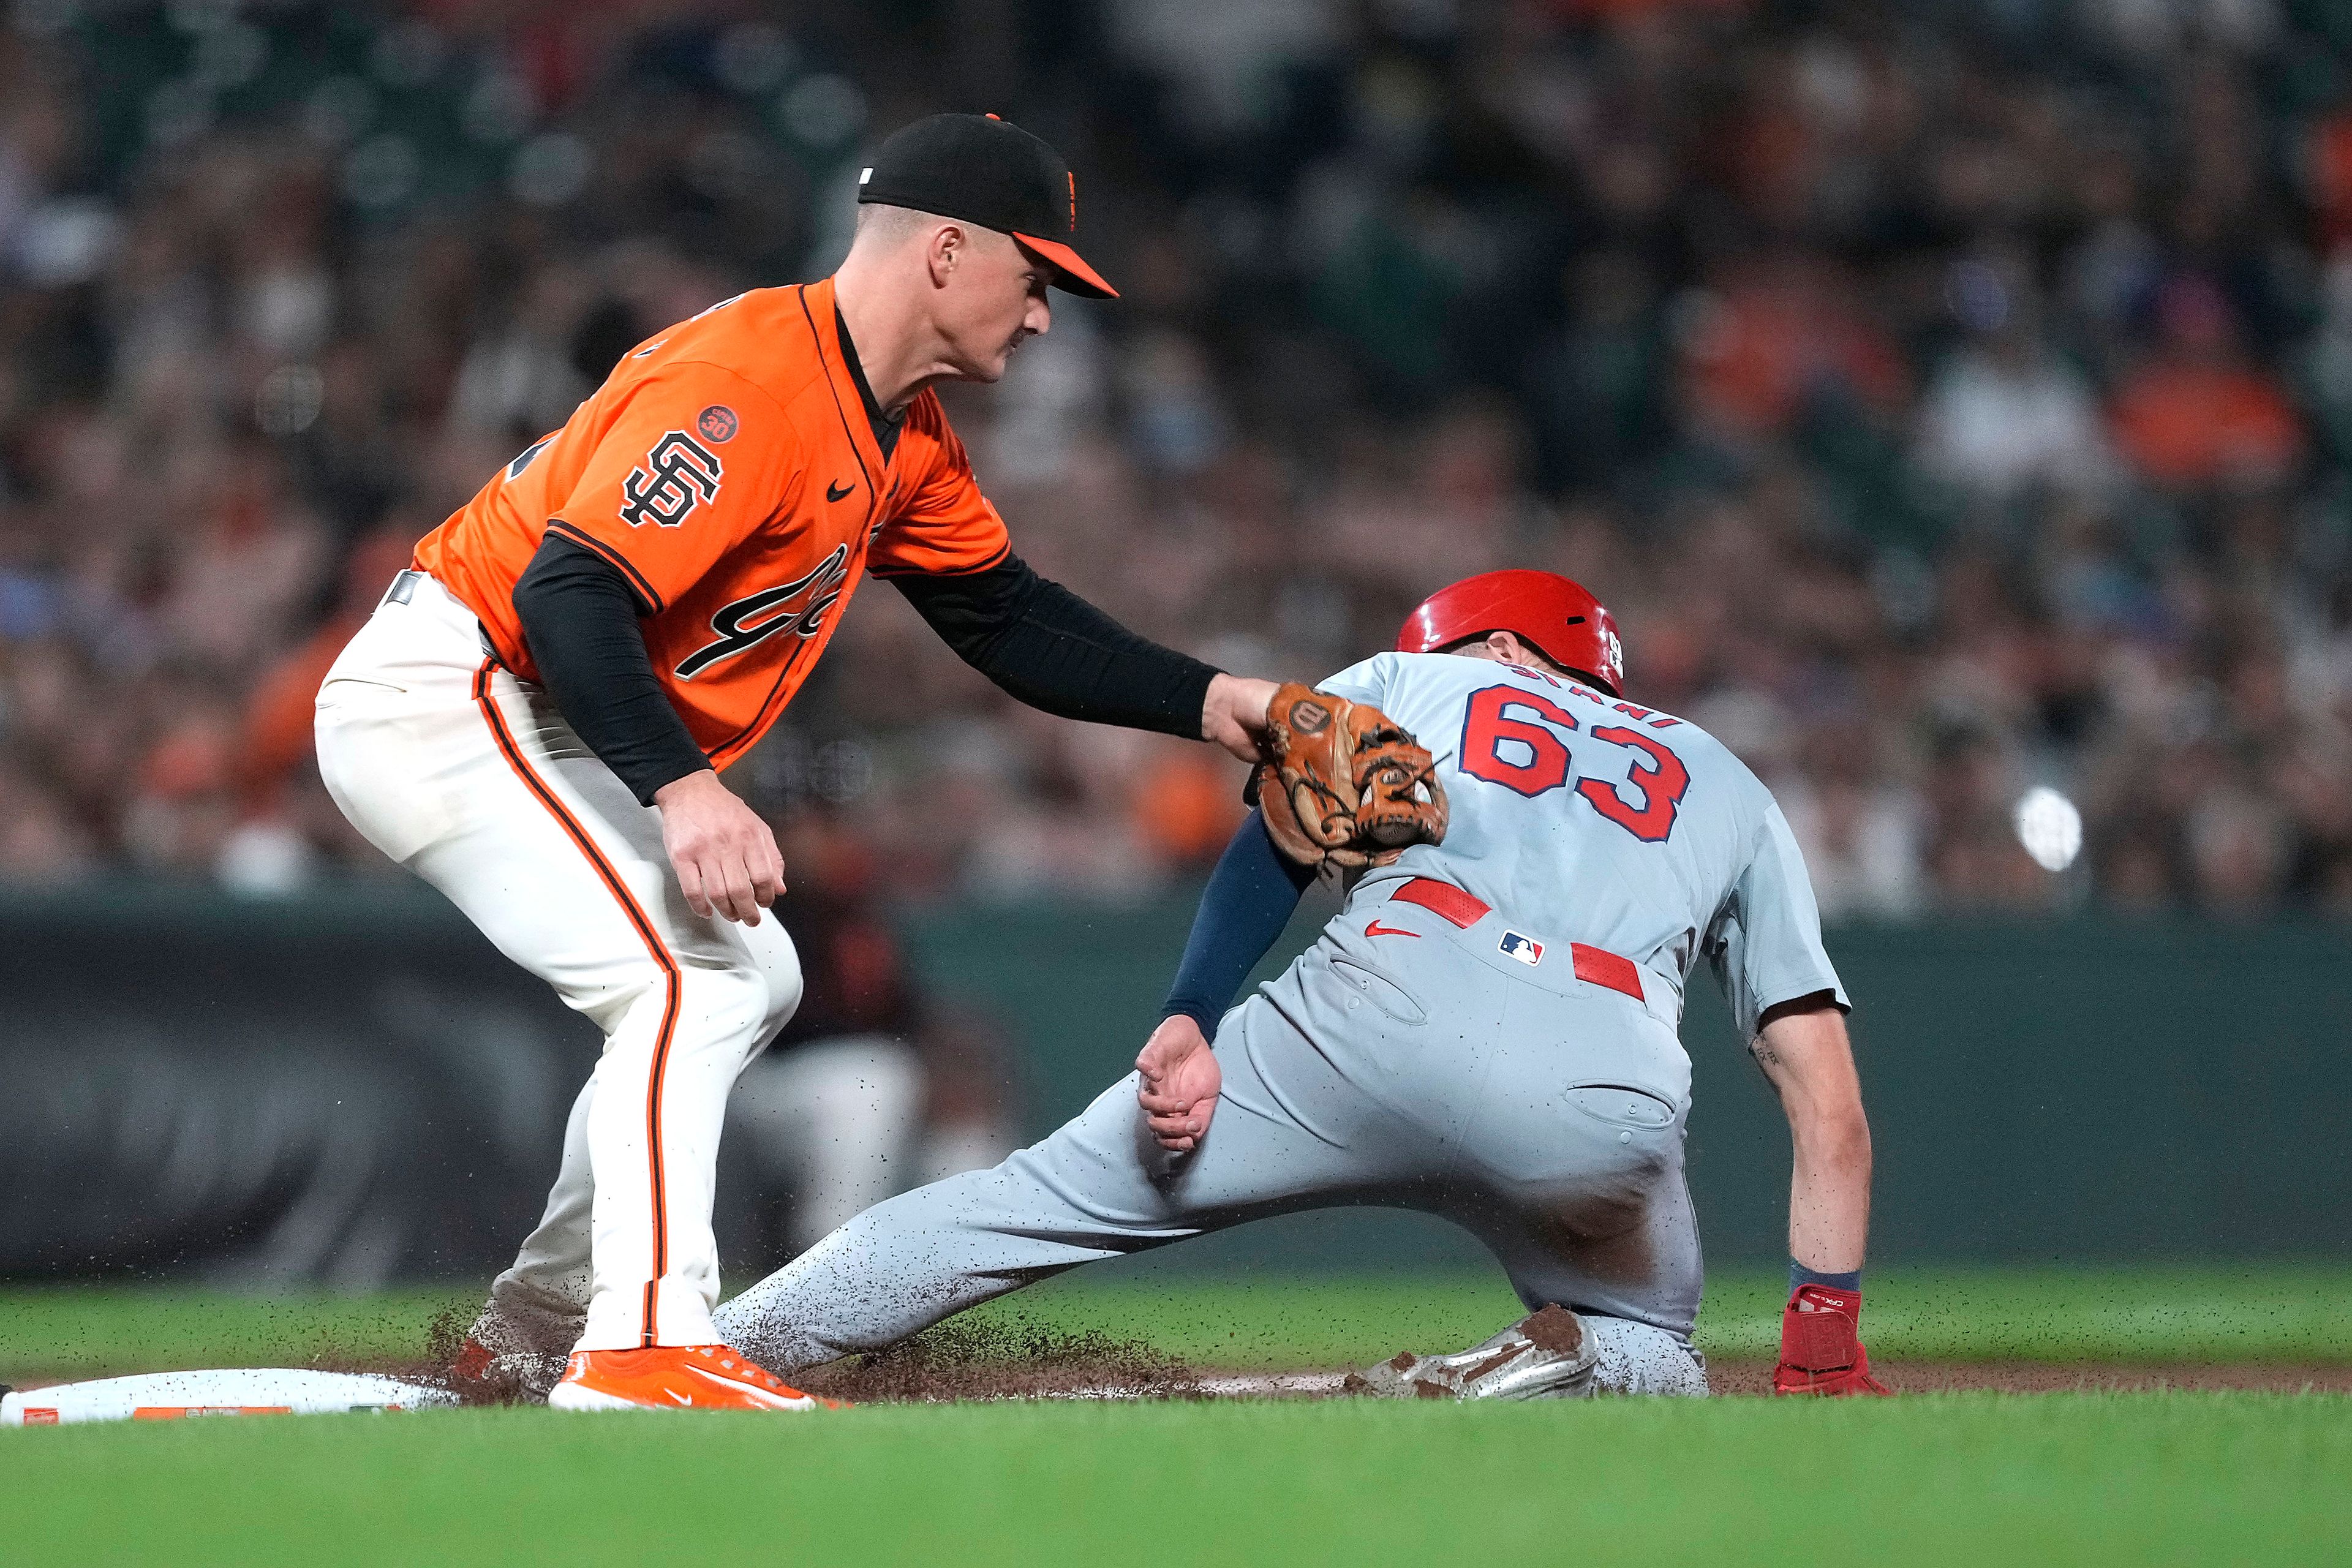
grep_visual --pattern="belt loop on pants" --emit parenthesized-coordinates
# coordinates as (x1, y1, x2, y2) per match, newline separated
(1389, 876, 1648, 1006)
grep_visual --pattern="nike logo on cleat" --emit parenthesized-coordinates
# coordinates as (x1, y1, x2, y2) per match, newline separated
(681, 1365, 812, 1409)
(826, 479, 854, 502)
(1365, 919, 1420, 939)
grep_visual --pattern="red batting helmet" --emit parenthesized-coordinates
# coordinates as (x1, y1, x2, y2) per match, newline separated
(1395, 570, 1625, 696)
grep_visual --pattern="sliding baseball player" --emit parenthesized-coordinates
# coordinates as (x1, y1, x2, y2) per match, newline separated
(715, 570, 1890, 1398)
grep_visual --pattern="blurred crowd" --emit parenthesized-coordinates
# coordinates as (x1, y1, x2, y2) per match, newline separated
(1, 0, 2350, 919)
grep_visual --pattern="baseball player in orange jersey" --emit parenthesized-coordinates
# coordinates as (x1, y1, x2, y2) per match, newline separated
(314, 113, 1279, 1412)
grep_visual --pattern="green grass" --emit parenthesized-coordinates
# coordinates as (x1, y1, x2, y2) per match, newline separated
(0, 1284, 470, 1385)
(6, 1267, 2349, 1566)
(6, 1262, 2348, 1385)
(7, 1395, 2348, 1566)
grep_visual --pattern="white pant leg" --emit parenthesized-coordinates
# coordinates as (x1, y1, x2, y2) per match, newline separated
(315, 575, 800, 1351)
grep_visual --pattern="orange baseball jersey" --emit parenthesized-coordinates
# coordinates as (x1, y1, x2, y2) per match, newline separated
(413, 276, 1009, 769)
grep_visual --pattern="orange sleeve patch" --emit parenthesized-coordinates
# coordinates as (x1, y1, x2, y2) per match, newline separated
(549, 364, 797, 611)
(867, 404, 1012, 578)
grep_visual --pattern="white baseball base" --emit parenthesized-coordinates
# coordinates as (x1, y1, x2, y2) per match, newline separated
(1, 1368, 460, 1425)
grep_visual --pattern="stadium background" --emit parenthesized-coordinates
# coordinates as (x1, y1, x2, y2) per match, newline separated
(0, 0, 2347, 1287)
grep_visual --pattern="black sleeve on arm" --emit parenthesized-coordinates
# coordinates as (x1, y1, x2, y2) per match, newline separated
(891, 553, 1219, 737)
(511, 533, 712, 806)
(1161, 810, 1316, 1042)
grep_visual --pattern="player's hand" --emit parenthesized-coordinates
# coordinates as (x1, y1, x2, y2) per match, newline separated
(1201, 674, 1280, 764)
(1136, 1014, 1221, 1153)
(654, 769, 786, 925)
(1770, 1283, 1893, 1396)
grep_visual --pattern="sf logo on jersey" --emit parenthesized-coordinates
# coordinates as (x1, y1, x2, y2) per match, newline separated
(675, 545, 851, 680)
(620, 431, 725, 529)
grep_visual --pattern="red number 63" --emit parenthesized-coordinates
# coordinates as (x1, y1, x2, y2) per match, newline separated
(1458, 685, 1688, 843)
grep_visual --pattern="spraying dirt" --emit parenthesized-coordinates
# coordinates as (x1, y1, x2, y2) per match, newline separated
(271, 1310, 2352, 1406)
(790, 1314, 1204, 1403)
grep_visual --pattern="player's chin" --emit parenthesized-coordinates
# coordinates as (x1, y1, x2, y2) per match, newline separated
(984, 333, 1038, 378)
(943, 343, 1016, 383)
(945, 358, 1008, 385)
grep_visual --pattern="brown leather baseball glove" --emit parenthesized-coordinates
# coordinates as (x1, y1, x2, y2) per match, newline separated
(1256, 682, 1449, 869)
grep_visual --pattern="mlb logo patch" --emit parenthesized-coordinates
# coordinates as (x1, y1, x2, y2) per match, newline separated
(1499, 930, 1544, 966)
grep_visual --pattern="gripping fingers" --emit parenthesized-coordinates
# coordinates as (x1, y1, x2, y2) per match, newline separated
(676, 856, 714, 919)
(716, 851, 760, 925)
(1147, 1110, 1207, 1151)
(1137, 1077, 1196, 1148)
(750, 826, 786, 908)
(1143, 1104, 1200, 1148)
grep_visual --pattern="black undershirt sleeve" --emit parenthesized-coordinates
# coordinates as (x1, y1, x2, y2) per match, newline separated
(891, 553, 1219, 737)
(511, 534, 712, 806)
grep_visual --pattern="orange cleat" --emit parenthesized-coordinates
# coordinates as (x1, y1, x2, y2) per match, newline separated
(545, 1346, 844, 1412)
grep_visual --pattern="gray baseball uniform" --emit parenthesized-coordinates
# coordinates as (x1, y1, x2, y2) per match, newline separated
(715, 653, 1845, 1392)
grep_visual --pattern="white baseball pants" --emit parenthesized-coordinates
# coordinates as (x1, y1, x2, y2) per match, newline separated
(314, 572, 801, 1350)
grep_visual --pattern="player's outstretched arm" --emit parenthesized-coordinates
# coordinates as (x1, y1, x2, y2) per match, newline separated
(892, 556, 1275, 761)
(1752, 999, 1890, 1395)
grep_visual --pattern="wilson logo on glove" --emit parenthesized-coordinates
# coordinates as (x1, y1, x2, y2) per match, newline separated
(1256, 683, 1449, 870)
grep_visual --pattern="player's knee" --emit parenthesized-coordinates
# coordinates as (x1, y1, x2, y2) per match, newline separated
(756, 949, 802, 1038)
(672, 963, 777, 1059)
(737, 927, 803, 1041)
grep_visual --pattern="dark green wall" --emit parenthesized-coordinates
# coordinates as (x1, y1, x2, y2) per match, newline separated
(3, 885, 2342, 1278)
(903, 900, 2352, 1265)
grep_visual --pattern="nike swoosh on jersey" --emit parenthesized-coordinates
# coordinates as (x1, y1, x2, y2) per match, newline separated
(1364, 919, 1420, 938)
(826, 479, 854, 502)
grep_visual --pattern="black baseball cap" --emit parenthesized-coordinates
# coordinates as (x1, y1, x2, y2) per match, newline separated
(857, 113, 1117, 299)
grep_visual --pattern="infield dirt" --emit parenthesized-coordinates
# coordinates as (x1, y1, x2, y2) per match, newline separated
(797, 1352, 2352, 1401)
(10, 1270, 2350, 1406)
(26, 1305, 2352, 1408)
(472, 1315, 2352, 1403)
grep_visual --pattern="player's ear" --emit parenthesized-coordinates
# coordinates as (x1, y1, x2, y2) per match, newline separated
(927, 222, 964, 288)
